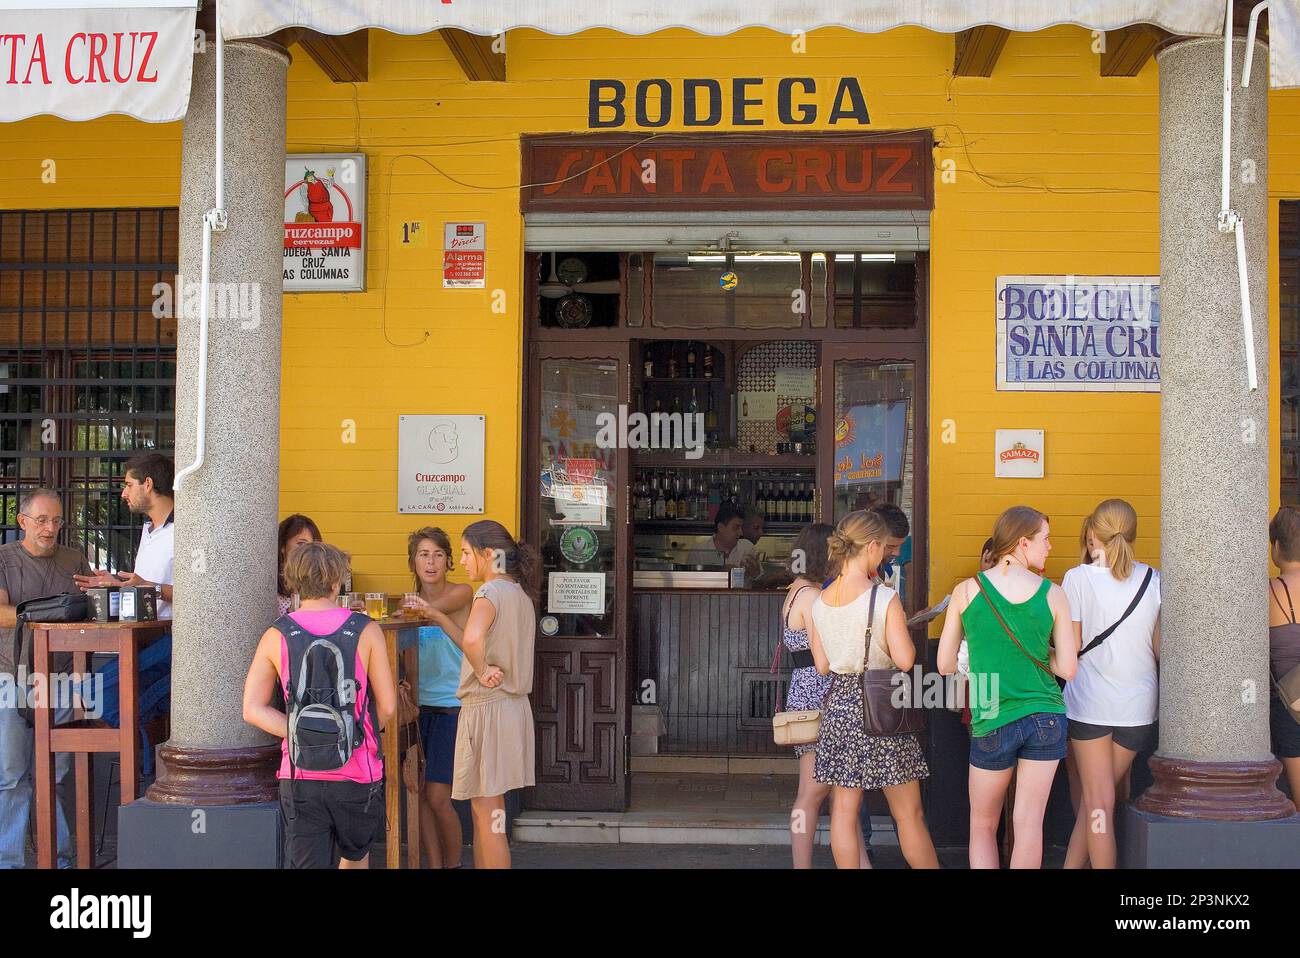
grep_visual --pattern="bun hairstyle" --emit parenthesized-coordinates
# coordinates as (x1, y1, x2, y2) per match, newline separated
(988, 505, 1049, 566)
(462, 519, 540, 596)
(1081, 499, 1138, 581)
(825, 510, 888, 578)
(1270, 506, 1300, 563)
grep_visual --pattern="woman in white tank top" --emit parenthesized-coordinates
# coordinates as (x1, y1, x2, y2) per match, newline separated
(808, 510, 938, 870)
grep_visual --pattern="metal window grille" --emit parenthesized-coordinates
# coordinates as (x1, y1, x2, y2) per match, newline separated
(0, 208, 178, 571)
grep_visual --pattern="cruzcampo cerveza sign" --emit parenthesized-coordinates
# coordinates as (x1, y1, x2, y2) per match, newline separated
(283, 153, 367, 292)
(520, 132, 932, 212)
(996, 275, 1161, 392)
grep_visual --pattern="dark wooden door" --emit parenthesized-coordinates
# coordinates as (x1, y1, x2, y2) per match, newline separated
(524, 341, 632, 810)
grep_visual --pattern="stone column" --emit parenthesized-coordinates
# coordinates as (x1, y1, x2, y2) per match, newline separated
(119, 39, 287, 866)
(1126, 34, 1299, 865)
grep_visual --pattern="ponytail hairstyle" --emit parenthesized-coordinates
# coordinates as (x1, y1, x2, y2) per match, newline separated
(825, 510, 889, 579)
(988, 506, 1049, 567)
(1083, 499, 1138, 581)
(462, 519, 540, 597)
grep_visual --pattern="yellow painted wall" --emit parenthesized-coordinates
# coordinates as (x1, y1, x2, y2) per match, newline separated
(2, 26, 1298, 602)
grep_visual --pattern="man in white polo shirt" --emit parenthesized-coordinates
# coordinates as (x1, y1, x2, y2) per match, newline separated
(75, 452, 175, 616)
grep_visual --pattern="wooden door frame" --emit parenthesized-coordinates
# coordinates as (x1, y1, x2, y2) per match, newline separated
(523, 338, 633, 810)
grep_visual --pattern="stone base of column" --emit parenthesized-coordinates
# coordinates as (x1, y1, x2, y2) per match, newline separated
(1121, 805, 1300, 868)
(118, 800, 282, 868)
(144, 742, 280, 805)
(1134, 755, 1295, 820)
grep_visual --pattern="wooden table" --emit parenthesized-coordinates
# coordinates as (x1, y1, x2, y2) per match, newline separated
(29, 619, 171, 869)
(378, 617, 424, 870)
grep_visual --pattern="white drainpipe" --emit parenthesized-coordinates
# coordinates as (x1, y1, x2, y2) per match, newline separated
(1218, 0, 1266, 393)
(174, 10, 227, 493)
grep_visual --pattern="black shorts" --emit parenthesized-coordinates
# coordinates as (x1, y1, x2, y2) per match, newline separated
(1068, 719, 1157, 753)
(279, 778, 385, 868)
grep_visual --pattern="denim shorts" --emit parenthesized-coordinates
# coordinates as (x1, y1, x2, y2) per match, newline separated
(970, 712, 1067, 771)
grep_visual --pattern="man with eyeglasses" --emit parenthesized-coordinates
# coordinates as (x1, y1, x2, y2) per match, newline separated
(0, 488, 91, 868)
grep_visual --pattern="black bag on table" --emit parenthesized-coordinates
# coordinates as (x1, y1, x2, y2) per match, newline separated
(12, 592, 90, 727)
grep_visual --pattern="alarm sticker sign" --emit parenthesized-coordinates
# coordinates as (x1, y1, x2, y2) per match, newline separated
(444, 222, 486, 288)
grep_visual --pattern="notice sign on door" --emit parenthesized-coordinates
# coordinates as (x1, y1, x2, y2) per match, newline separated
(443, 222, 486, 288)
(548, 572, 606, 614)
(284, 153, 366, 292)
(398, 414, 486, 513)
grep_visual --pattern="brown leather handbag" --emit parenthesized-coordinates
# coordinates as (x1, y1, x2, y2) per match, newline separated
(859, 584, 925, 737)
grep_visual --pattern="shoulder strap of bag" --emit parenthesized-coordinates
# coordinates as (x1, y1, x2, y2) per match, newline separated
(974, 575, 1053, 678)
(1272, 577, 1298, 625)
(861, 584, 880, 664)
(773, 585, 815, 674)
(1079, 566, 1154, 658)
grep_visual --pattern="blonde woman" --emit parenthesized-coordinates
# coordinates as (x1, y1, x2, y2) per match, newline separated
(452, 520, 538, 870)
(808, 510, 938, 870)
(1061, 500, 1160, 869)
(938, 506, 1078, 869)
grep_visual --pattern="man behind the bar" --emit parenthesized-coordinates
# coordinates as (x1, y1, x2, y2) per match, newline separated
(76, 451, 175, 617)
(0, 488, 91, 868)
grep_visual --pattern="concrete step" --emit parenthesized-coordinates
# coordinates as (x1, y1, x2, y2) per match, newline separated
(513, 809, 899, 846)
(631, 754, 800, 775)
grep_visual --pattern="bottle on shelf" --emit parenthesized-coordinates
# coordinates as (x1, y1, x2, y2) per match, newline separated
(653, 474, 666, 519)
(703, 348, 714, 380)
(686, 342, 697, 378)
(676, 477, 689, 520)
(704, 391, 718, 445)
(671, 393, 682, 415)
(688, 387, 699, 418)
(665, 477, 678, 519)
(643, 355, 654, 379)
(667, 347, 679, 379)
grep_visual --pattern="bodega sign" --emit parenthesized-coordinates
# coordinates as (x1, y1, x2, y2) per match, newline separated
(996, 275, 1161, 392)
(0, 1, 197, 123)
(589, 77, 870, 129)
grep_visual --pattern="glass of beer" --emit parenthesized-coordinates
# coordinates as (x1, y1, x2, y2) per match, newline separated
(365, 592, 385, 618)
(402, 592, 420, 618)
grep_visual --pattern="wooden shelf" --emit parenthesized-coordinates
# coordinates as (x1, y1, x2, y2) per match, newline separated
(636, 520, 809, 534)
(633, 449, 816, 468)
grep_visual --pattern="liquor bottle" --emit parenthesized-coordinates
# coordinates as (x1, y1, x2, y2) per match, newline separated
(671, 392, 682, 416)
(707, 471, 722, 519)
(676, 478, 689, 520)
(741, 395, 749, 418)
(756, 482, 767, 521)
(692, 476, 704, 520)
(703, 348, 714, 379)
(804, 483, 814, 522)
(686, 342, 697, 378)
(653, 396, 663, 414)
(704, 390, 718, 443)
(666, 477, 678, 519)
(667, 347, 679, 379)
(638, 475, 651, 521)
(771, 482, 783, 522)
(689, 387, 699, 416)
(644, 356, 654, 379)
(653, 475, 666, 519)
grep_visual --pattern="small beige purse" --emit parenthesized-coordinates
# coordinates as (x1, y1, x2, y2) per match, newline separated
(773, 709, 821, 746)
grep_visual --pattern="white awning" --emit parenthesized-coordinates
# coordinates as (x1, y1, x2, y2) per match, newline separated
(0, 0, 198, 122)
(218, 0, 1300, 88)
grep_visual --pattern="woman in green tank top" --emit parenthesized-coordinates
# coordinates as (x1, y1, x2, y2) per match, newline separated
(938, 506, 1078, 869)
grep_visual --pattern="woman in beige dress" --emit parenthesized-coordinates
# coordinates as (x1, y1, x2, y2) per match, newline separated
(452, 519, 538, 869)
